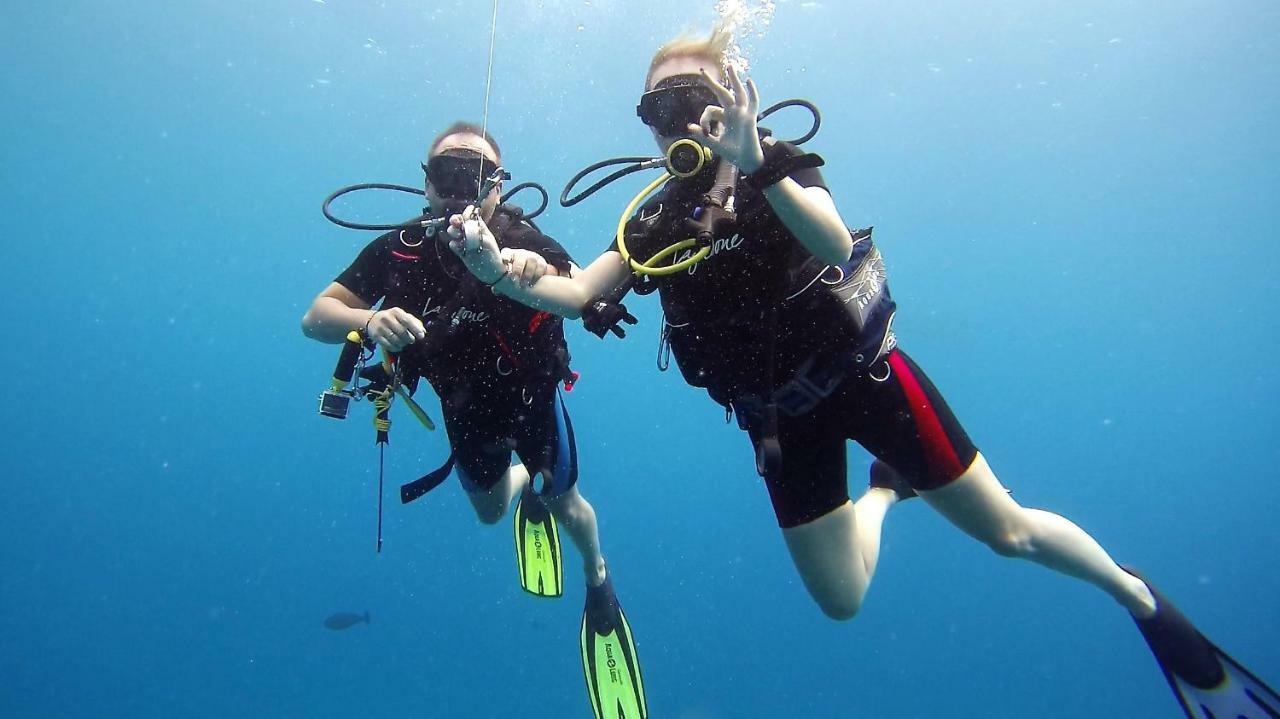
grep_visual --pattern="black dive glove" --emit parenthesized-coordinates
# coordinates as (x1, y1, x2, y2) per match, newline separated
(582, 298, 638, 339)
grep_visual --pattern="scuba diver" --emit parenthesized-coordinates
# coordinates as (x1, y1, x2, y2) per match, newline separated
(302, 122, 647, 719)
(444, 29, 1278, 719)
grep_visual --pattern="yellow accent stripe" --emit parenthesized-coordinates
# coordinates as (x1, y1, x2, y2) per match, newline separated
(617, 606, 646, 716)
(513, 499, 525, 586)
(580, 616, 603, 719)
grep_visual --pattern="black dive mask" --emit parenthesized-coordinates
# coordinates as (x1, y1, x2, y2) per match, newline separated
(423, 153, 503, 201)
(636, 75, 720, 137)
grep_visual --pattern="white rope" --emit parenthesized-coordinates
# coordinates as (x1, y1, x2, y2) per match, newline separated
(478, 0, 500, 197)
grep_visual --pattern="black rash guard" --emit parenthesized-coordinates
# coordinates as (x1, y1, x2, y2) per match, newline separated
(336, 207, 574, 402)
(335, 207, 581, 494)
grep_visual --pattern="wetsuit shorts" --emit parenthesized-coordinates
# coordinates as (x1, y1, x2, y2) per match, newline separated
(442, 388, 579, 498)
(745, 348, 977, 528)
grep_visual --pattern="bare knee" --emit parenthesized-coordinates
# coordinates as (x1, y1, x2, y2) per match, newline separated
(547, 497, 582, 525)
(985, 528, 1036, 558)
(468, 488, 509, 526)
(813, 589, 864, 621)
(545, 489, 591, 527)
(474, 504, 506, 525)
(461, 465, 513, 525)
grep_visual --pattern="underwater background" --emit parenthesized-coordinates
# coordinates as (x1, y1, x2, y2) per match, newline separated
(2, 1, 1278, 717)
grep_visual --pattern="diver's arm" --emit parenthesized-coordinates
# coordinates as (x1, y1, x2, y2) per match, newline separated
(487, 252, 630, 319)
(302, 283, 374, 344)
(502, 247, 566, 286)
(447, 206, 631, 319)
(758, 182, 853, 265)
(301, 283, 425, 351)
(688, 66, 854, 264)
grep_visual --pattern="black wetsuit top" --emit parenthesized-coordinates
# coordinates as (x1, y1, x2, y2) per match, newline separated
(612, 142, 871, 405)
(336, 207, 574, 406)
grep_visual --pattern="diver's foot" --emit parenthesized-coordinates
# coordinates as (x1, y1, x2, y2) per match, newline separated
(584, 561, 608, 589)
(1121, 570, 1158, 619)
(869, 461, 917, 502)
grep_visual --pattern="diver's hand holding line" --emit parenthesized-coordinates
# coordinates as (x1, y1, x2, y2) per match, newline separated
(443, 204, 625, 320)
(366, 307, 425, 353)
(446, 206, 553, 289)
(446, 205, 507, 284)
(688, 66, 765, 173)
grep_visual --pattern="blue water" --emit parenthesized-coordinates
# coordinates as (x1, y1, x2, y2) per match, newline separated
(3, 1, 1278, 717)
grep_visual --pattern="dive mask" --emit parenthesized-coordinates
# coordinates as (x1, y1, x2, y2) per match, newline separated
(636, 75, 720, 137)
(423, 152, 503, 201)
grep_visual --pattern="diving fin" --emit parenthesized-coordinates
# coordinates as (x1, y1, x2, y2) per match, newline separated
(869, 459, 917, 502)
(513, 484, 563, 598)
(581, 574, 647, 719)
(1130, 570, 1280, 718)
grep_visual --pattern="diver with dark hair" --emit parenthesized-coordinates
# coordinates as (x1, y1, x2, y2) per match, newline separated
(445, 28, 1277, 719)
(302, 122, 646, 719)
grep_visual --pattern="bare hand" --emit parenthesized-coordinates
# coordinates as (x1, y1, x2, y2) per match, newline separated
(686, 65, 765, 173)
(503, 248, 551, 288)
(366, 307, 425, 352)
(446, 205, 507, 284)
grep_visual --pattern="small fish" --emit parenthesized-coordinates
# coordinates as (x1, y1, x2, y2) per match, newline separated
(323, 611, 370, 630)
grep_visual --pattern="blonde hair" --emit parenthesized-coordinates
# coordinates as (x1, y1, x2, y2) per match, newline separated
(645, 24, 732, 89)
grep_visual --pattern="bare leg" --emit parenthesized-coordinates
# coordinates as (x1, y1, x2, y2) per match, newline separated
(463, 462, 527, 525)
(781, 482, 901, 621)
(543, 485, 607, 587)
(463, 463, 606, 587)
(920, 452, 1156, 617)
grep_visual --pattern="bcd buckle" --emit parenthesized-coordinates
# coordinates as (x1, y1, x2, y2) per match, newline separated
(772, 357, 845, 417)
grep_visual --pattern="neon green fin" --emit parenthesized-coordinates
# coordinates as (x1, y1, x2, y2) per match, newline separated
(581, 575, 646, 719)
(513, 485, 563, 598)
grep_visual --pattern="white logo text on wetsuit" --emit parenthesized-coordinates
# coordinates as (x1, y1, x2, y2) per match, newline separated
(422, 296, 491, 325)
(672, 232, 746, 275)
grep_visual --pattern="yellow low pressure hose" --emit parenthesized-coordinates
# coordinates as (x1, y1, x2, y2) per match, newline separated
(614, 140, 714, 276)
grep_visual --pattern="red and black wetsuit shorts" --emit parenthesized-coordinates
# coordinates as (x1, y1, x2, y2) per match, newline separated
(744, 348, 977, 528)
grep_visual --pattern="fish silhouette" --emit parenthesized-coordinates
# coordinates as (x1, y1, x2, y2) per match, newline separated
(323, 611, 370, 630)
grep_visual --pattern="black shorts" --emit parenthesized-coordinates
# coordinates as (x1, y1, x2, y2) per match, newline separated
(745, 348, 978, 528)
(440, 387, 579, 498)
